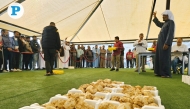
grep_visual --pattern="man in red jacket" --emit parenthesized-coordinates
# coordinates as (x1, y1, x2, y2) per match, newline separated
(126, 49, 133, 68)
(110, 36, 123, 71)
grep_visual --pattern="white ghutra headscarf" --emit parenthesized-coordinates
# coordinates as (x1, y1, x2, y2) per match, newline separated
(162, 10, 175, 36)
(162, 10, 174, 21)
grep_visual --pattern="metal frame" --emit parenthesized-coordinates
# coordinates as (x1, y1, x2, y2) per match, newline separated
(166, 0, 171, 10)
(146, 0, 156, 40)
(70, 0, 104, 42)
(0, 20, 41, 34)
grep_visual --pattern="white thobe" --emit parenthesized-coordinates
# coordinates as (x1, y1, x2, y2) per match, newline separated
(63, 45, 70, 68)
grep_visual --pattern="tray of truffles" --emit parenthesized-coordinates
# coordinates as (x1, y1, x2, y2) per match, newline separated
(20, 79, 165, 109)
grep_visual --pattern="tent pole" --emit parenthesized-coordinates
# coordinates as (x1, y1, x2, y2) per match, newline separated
(166, 0, 170, 10)
(145, 0, 156, 40)
(70, 0, 103, 42)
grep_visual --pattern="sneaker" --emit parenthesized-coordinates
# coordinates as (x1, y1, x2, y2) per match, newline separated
(17, 69, 22, 72)
(116, 69, 119, 71)
(3, 70, 8, 72)
(12, 69, 17, 72)
(110, 68, 115, 71)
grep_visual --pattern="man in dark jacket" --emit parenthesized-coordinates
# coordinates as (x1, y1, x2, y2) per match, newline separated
(31, 36, 40, 70)
(42, 22, 61, 76)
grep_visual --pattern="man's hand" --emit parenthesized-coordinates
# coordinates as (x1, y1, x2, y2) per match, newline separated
(15, 48, 19, 51)
(153, 11, 157, 18)
(56, 50, 59, 53)
(7, 48, 13, 51)
(174, 50, 179, 52)
(163, 44, 169, 50)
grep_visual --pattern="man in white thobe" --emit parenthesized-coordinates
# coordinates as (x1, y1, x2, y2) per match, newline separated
(63, 41, 70, 68)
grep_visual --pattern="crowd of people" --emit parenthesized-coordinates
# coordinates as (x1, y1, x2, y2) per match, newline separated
(0, 29, 40, 72)
(0, 10, 188, 78)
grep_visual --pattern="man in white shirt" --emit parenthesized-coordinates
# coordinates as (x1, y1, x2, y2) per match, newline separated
(133, 33, 147, 72)
(76, 45, 84, 68)
(171, 38, 188, 74)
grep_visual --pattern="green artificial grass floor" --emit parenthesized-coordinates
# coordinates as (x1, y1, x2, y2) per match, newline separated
(0, 68, 190, 109)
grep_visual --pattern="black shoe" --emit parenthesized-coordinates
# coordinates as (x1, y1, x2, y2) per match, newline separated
(116, 69, 119, 71)
(142, 70, 146, 72)
(110, 68, 115, 71)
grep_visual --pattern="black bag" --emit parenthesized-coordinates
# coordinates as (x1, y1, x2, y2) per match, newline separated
(60, 46, 64, 57)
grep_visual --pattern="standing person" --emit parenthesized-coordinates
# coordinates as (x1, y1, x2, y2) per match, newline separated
(0, 31, 3, 72)
(81, 45, 86, 68)
(76, 45, 83, 68)
(151, 40, 157, 70)
(86, 46, 93, 68)
(110, 36, 123, 71)
(93, 45, 100, 68)
(63, 39, 70, 69)
(153, 10, 175, 78)
(25, 37, 33, 70)
(22, 36, 33, 70)
(133, 33, 147, 72)
(132, 48, 137, 68)
(120, 48, 124, 68)
(70, 44, 77, 68)
(58, 41, 64, 69)
(12, 31, 22, 71)
(100, 45, 106, 68)
(18, 35, 26, 70)
(42, 22, 61, 76)
(31, 36, 40, 70)
(126, 49, 133, 68)
(2, 29, 14, 72)
(106, 45, 112, 68)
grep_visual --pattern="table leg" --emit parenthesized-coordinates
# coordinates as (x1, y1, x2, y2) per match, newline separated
(188, 54, 190, 76)
(138, 54, 141, 74)
(182, 55, 184, 75)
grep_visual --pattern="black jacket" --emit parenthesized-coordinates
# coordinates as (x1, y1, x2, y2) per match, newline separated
(18, 38, 25, 52)
(41, 26, 61, 50)
(31, 40, 40, 53)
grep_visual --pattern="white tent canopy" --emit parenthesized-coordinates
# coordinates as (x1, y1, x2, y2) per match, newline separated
(0, 0, 190, 42)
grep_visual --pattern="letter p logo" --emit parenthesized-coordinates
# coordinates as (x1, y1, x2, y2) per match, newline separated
(8, 3, 24, 19)
(11, 6, 20, 15)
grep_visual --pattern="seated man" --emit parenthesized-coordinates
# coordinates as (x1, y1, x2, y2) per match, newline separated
(171, 38, 188, 74)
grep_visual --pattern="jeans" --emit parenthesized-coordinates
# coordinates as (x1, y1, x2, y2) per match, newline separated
(33, 53, 39, 69)
(172, 57, 180, 74)
(3, 49, 12, 71)
(76, 57, 81, 68)
(127, 59, 132, 68)
(19, 54, 23, 69)
(12, 52, 20, 69)
(23, 54, 32, 70)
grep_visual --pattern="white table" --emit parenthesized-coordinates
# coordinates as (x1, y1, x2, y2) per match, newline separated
(183, 52, 190, 75)
(138, 52, 155, 73)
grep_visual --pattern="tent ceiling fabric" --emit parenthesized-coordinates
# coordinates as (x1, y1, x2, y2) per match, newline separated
(0, 0, 190, 42)
(0, 0, 14, 10)
(0, 0, 98, 38)
(0, 22, 39, 36)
